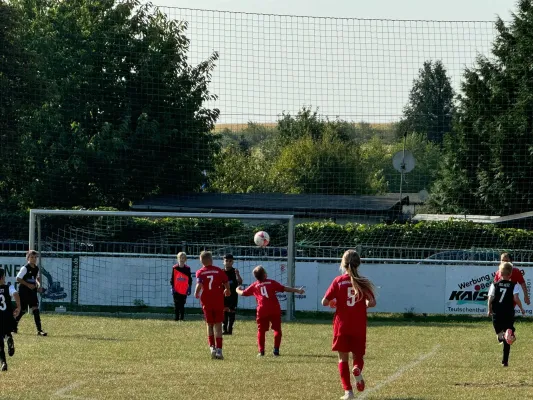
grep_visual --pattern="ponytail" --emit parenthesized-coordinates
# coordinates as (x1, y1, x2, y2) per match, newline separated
(341, 250, 376, 302)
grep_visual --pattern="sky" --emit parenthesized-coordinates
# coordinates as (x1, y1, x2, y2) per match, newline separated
(150, 1, 519, 124)
(154, 0, 517, 21)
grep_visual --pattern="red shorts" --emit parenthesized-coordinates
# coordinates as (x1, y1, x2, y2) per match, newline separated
(332, 335, 366, 356)
(202, 307, 224, 324)
(257, 314, 282, 332)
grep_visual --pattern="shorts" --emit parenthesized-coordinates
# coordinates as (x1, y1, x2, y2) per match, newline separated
(257, 314, 282, 333)
(492, 314, 514, 334)
(202, 307, 224, 324)
(224, 294, 238, 310)
(332, 335, 366, 356)
(0, 313, 15, 336)
(19, 288, 39, 310)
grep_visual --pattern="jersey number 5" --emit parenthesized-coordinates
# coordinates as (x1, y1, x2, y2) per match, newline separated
(347, 287, 357, 306)
(0, 294, 6, 311)
(260, 286, 269, 298)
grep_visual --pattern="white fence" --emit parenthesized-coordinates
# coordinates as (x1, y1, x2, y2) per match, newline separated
(1, 256, 531, 316)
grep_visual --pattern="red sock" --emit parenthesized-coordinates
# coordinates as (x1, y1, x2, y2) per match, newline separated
(208, 335, 215, 347)
(338, 361, 352, 391)
(273, 329, 282, 349)
(353, 356, 364, 371)
(257, 330, 266, 353)
(216, 337, 223, 349)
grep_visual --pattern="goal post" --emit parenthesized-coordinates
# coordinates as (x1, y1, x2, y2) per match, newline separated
(28, 209, 297, 321)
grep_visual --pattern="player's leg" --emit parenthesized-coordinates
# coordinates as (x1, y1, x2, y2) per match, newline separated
(177, 294, 186, 321)
(14, 295, 29, 332)
(228, 303, 237, 334)
(352, 345, 365, 392)
(213, 314, 224, 359)
(271, 315, 282, 356)
(222, 306, 230, 334)
(6, 333, 14, 357)
(337, 351, 354, 399)
(32, 306, 46, 336)
(172, 292, 180, 321)
(256, 318, 267, 356)
(0, 337, 6, 371)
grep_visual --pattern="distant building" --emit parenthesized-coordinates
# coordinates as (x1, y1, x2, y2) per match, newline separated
(131, 193, 410, 224)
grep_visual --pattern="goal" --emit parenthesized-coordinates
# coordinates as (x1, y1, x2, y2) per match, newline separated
(28, 210, 296, 320)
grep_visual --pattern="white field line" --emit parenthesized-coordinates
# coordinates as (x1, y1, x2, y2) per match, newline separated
(358, 344, 441, 399)
(53, 381, 94, 400)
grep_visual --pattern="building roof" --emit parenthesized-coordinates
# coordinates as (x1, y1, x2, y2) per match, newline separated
(131, 193, 408, 218)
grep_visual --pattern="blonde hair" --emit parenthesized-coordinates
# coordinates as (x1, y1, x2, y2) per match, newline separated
(200, 251, 212, 265)
(341, 249, 376, 301)
(499, 262, 513, 278)
(177, 252, 187, 260)
(253, 265, 267, 281)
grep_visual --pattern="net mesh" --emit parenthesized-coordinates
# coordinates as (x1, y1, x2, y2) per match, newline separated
(3, 0, 533, 258)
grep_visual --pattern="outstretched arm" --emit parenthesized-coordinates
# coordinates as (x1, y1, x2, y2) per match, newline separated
(284, 286, 305, 295)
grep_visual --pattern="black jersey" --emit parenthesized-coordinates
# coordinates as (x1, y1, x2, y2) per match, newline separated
(18, 263, 39, 285)
(224, 268, 239, 294)
(0, 284, 15, 335)
(490, 280, 516, 316)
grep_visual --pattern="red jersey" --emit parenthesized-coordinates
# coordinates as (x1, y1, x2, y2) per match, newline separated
(241, 279, 286, 318)
(494, 268, 525, 285)
(324, 274, 371, 337)
(195, 265, 228, 309)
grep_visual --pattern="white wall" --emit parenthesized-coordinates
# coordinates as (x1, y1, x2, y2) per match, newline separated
(1, 256, 531, 316)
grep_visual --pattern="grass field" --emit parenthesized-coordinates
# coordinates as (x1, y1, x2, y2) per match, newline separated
(2, 313, 533, 400)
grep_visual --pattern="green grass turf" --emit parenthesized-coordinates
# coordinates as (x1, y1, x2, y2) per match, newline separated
(1, 313, 532, 399)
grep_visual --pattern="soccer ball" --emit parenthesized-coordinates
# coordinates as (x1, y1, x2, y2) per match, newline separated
(254, 231, 270, 247)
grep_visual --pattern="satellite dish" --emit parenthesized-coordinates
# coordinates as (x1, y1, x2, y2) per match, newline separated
(418, 189, 429, 202)
(392, 150, 416, 173)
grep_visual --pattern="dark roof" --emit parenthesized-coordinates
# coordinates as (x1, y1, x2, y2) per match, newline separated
(131, 193, 407, 216)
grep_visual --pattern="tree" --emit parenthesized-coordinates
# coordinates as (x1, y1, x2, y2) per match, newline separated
(0, 1, 43, 209)
(430, 0, 533, 215)
(399, 60, 455, 144)
(7, 0, 219, 209)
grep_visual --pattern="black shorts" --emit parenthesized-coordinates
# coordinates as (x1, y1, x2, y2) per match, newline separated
(224, 294, 238, 310)
(19, 288, 39, 310)
(492, 314, 514, 334)
(0, 312, 15, 336)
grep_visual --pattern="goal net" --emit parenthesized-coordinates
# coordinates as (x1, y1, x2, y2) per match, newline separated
(29, 210, 296, 320)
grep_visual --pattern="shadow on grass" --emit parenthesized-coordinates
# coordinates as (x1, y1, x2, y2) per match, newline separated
(455, 382, 533, 388)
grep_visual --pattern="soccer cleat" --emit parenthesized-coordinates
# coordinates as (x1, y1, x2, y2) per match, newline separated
(1, 362, 7, 371)
(7, 336, 15, 357)
(502, 362, 509, 367)
(339, 391, 355, 400)
(257, 351, 265, 358)
(37, 331, 48, 337)
(273, 348, 280, 357)
(504, 329, 515, 345)
(215, 349, 224, 360)
(210, 346, 217, 359)
(352, 367, 365, 392)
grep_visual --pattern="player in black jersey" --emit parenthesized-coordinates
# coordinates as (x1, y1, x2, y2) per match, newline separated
(14, 250, 47, 336)
(487, 262, 525, 367)
(0, 268, 21, 371)
(222, 254, 242, 335)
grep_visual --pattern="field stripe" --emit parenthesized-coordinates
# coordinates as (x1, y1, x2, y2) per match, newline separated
(54, 381, 94, 400)
(358, 344, 441, 399)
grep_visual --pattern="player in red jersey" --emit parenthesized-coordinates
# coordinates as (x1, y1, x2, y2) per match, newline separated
(494, 253, 530, 306)
(322, 249, 376, 400)
(236, 265, 304, 357)
(194, 251, 231, 360)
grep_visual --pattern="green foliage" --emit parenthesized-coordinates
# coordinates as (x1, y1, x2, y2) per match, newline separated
(431, 0, 533, 215)
(399, 60, 455, 143)
(3, 0, 220, 210)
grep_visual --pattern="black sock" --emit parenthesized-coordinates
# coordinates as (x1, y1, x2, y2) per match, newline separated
(223, 311, 229, 331)
(503, 342, 511, 364)
(15, 310, 25, 323)
(179, 305, 185, 321)
(33, 309, 43, 332)
(228, 312, 236, 332)
(0, 338, 5, 363)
